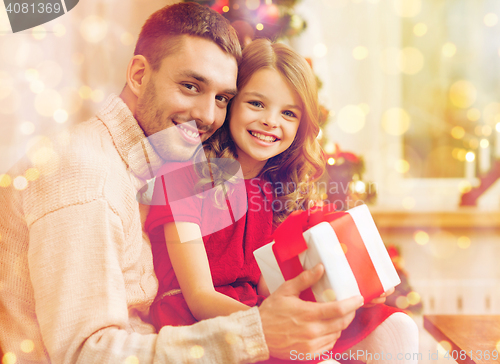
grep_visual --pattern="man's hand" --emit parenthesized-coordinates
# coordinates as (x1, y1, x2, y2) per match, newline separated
(258, 264, 364, 360)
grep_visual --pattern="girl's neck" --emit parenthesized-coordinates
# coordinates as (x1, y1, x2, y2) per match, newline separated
(238, 156, 267, 179)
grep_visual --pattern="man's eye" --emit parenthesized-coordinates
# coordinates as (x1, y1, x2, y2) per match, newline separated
(249, 101, 263, 108)
(283, 110, 297, 118)
(216, 95, 229, 103)
(183, 84, 198, 92)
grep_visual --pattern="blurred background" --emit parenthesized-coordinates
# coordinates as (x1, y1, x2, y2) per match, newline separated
(1, 0, 500, 361)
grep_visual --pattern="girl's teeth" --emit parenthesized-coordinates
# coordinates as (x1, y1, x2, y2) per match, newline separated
(251, 131, 276, 142)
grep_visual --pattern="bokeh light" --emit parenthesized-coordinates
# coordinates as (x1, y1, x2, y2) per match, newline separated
(25, 168, 40, 181)
(256, 23, 264, 31)
(437, 340, 452, 356)
(190, 345, 204, 359)
(483, 102, 500, 124)
(0, 71, 13, 99)
(399, 47, 424, 75)
(467, 108, 481, 121)
(91, 90, 105, 103)
(246, 0, 260, 10)
(20, 122, 36, 135)
(465, 151, 475, 162)
(313, 43, 328, 58)
(451, 126, 465, 139)
(484, 13, 498, 27)
(407, 291, 421, 305)
(442, 42, 457, 57)
(458, 181, 472, 193)
(2, 352, 16, 364)
(37, 60, 63, 89)
(79, 85, 92, 99)
(395, 159, 410, 173)
(327, 158, 335, 165)
(413, 23, 427, 36)
(395, 295, 410, 309)
(0, 174, 12, 188)
(449, 80, 477, 108)
(80, 15, 108, 43)
(13, 176, 28, 191)
(120, 32, 135, 46)
(20, 339, 34, 353)
(53, 109, 68, 124)
(124, 356, 139, 364)
(337, 105, 365, 134)
(32, 25, 46, 40)
(35, 89, 62, 117)
(352, 46, 368, 60)
(322, 289, 337, 302)
(480, 139, 489, 148)
(222, 6, 229, 12)
(358, 103, 370, 115)
(393, 0, 421, 17)
(457, 236, 471, 249)
(382, 108, 411, 136)
(53, 24, 66, 37)
(30, 80, 45, 94)
(414, 230, 429, 245)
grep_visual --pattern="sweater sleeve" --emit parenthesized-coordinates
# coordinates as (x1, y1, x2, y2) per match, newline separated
(28, 199, 269, 364)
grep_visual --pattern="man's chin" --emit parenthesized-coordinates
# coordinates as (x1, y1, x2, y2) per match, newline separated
(158, 145, 198, 162)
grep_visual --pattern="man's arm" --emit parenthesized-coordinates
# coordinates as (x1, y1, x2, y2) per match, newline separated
(28, 199, 268, 364)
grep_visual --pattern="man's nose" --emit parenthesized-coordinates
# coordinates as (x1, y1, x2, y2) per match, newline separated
(193, 96, 217, 127)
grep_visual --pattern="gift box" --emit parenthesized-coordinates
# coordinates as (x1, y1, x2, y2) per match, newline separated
(253, 204, 400, 303)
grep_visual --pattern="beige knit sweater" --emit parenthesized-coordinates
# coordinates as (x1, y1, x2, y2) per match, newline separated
(0, 95, 268, 364)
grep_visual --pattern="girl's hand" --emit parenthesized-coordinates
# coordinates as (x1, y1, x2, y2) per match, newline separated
(363, 287, 395, 308)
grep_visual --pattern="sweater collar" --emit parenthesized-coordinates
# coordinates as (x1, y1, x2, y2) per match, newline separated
(96, 94, 163, 182)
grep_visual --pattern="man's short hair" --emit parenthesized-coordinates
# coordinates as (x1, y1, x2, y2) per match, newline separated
(134, 2, 242, 70)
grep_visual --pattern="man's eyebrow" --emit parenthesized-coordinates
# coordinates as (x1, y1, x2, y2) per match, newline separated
(182, 71, 237, 96)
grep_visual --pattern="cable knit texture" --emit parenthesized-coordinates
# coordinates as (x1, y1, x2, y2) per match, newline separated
(0, 94, 269, 364)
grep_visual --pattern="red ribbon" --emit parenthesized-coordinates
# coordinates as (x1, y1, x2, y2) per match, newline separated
(272, 204, 384, 303)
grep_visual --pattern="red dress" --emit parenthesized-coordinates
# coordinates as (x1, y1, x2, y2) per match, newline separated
(145, 160, 401, 363)
(145, 161, 274, 329)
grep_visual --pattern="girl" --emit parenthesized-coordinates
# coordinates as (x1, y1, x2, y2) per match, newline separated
(145, 39, 418, 363)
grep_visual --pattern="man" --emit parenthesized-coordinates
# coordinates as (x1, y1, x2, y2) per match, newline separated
(0, 3, 363, 363)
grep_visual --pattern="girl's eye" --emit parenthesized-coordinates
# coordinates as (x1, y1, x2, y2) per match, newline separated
(283, 110, 297, 118)
(248, 101, 263, 108)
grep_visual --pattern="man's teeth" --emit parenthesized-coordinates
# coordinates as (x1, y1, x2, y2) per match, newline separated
(250, 131, 277, 142)
(179, 124, 199, 138)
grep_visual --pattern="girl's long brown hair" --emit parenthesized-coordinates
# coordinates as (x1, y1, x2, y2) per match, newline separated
(196, 38, 325, 225)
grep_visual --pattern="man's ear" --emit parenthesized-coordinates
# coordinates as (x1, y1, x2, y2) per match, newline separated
(126, 55, 151, 97)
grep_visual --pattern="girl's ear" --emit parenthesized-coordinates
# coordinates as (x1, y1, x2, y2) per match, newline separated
(126, 55, 151, 97)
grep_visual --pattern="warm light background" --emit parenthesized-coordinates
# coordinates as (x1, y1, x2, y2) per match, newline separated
(1, 0, 500, 361)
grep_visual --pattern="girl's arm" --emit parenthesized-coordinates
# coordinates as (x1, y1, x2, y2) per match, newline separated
(164, 222, 251, 321)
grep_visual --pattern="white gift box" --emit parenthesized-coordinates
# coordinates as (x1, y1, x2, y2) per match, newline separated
(253, 204, 401, 302)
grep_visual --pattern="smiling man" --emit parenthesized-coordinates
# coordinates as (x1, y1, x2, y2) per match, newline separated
(0, 3, 363, 363)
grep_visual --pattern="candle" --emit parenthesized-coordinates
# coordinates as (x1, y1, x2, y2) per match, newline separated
(479, 139, 491, 174)
(465, 152, 475, 179)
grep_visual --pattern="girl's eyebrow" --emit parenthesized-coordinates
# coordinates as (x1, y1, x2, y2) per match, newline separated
(243, 91, 301, 110)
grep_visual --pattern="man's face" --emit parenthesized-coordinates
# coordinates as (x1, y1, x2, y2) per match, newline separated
(135, 35, 238, 161)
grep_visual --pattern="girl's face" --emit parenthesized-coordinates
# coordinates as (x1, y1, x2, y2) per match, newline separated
(229, 68, 302, 176)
